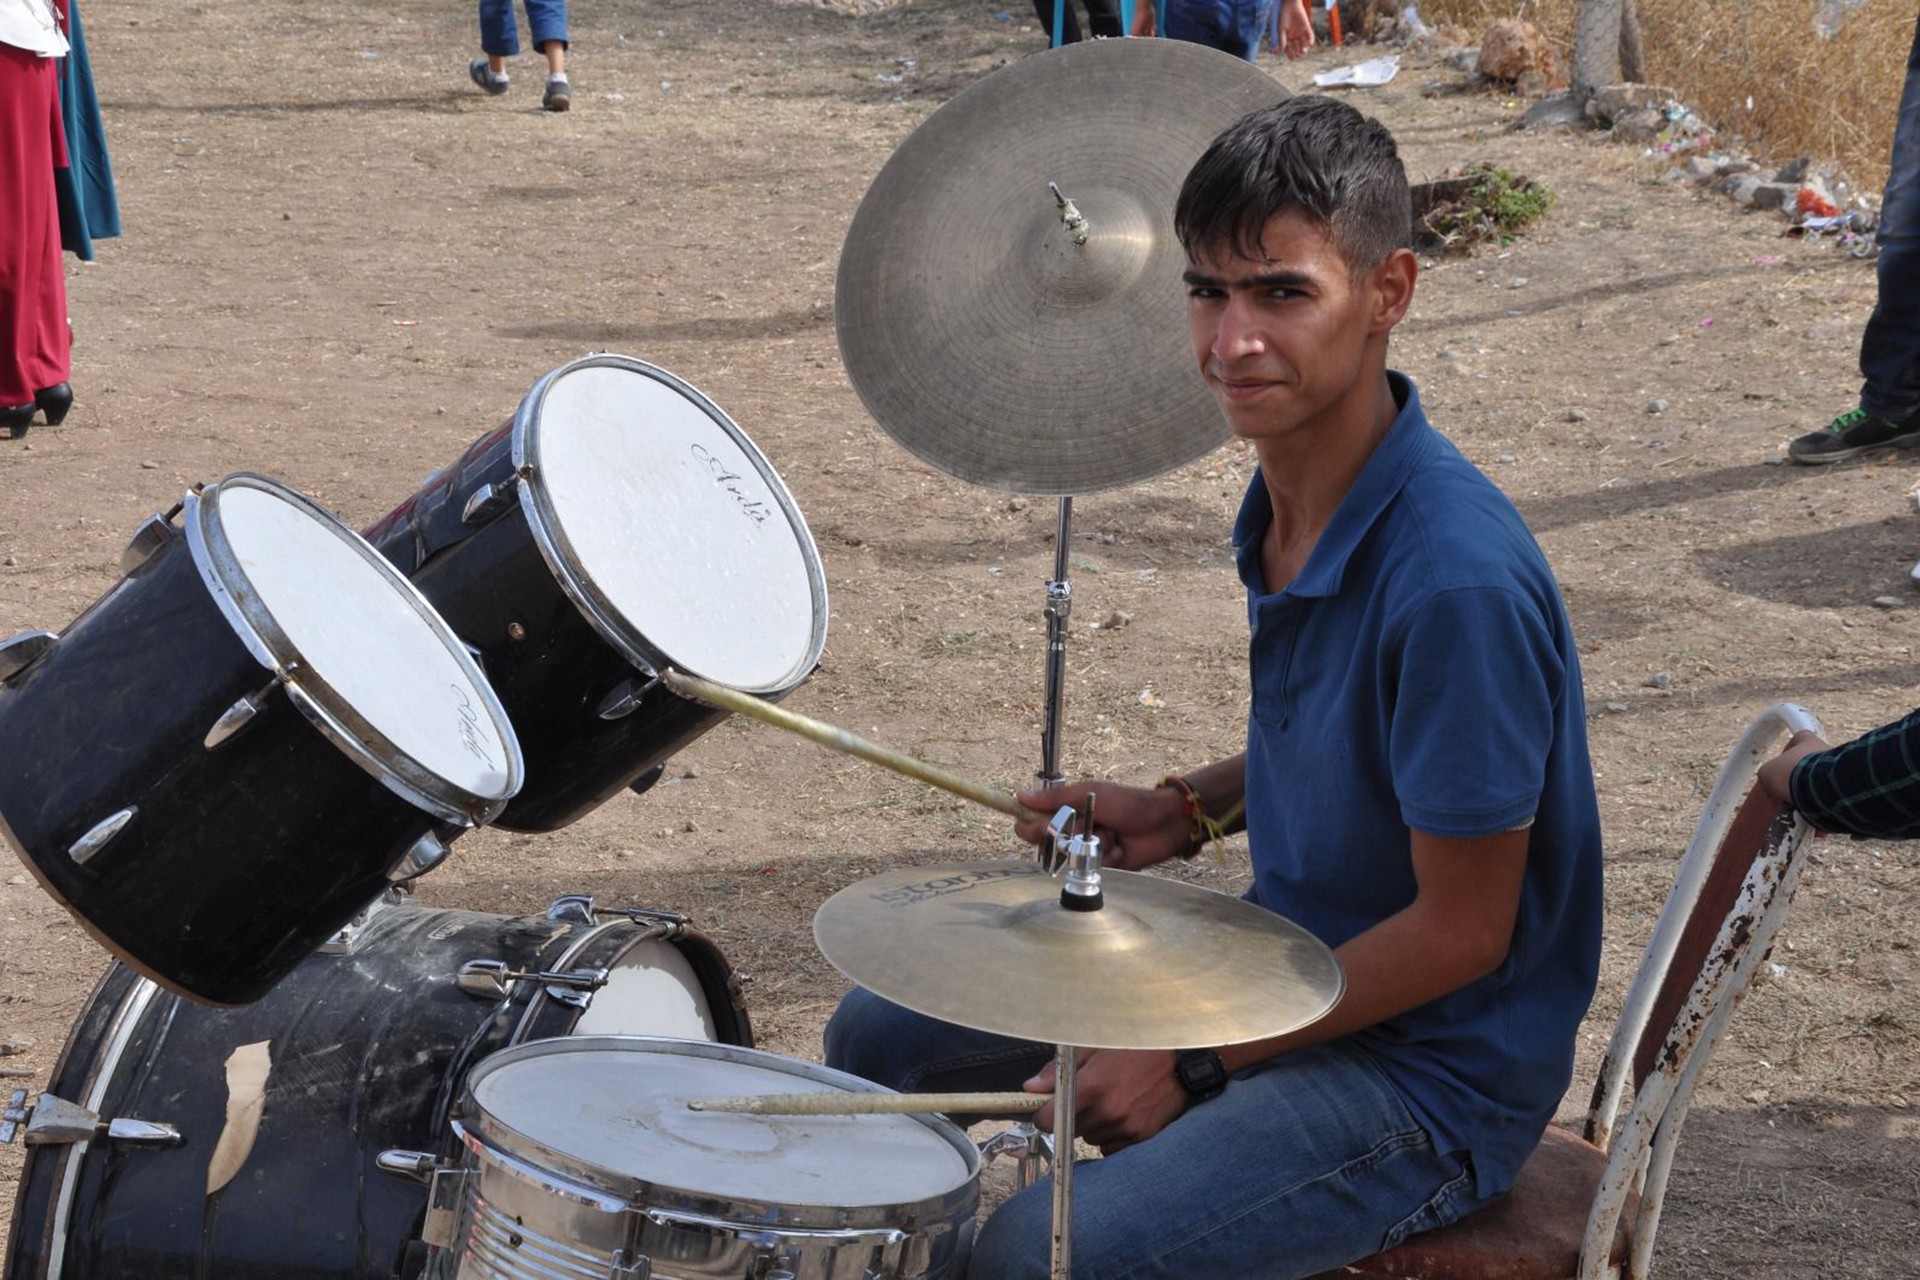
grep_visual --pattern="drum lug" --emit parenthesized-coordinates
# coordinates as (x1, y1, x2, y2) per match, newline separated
(0, 629, 58, 685)
(596, 667, 661, 721)
(459, 481, 517, 527)
(455, 958, 610, 1002)
(388, 829, 453, 883)
(203, 679, 279, 750)
(376, 1148, 442, 1184)
(68, 807, 137, 866)
(2, 1090, 182, 1148)
(119, 512, 177, 574)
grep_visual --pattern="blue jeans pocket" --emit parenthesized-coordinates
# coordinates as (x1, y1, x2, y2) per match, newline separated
(1378, 1155, 1480, 1252)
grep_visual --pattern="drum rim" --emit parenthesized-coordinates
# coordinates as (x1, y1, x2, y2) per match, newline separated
(183, 473, 524, 825)
(508, 353, 831, 695)
(454, 1035, 980, 1224)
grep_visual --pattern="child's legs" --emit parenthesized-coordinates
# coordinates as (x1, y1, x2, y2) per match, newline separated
(967, 1042, 1487, 1280)
(477, 0, 521, 58)
(524, 0, 569, 72)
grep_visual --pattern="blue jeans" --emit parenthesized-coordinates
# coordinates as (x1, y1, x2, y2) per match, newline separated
(1861, 18, 1920, 420)
(478, 0, 568, 57)
(825, 989, 1489, 1280)
(1163, 0, 1274, 61)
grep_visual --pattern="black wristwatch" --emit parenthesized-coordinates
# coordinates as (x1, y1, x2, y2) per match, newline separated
(1173, 1048, 1228, 1104)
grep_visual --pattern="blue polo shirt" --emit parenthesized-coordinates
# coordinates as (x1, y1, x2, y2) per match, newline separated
(1234, 372, 1603, 1198)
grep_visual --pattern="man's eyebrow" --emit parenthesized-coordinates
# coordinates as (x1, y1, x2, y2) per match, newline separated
(1181, 267, 1315, 289)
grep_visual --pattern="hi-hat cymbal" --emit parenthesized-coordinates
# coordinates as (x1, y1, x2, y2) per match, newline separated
(813, 861, 1342, 1049)
(835, 40, 1288, 496)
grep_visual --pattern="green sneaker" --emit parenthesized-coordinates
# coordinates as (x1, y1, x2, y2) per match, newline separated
(1787, 406, 1920, 464)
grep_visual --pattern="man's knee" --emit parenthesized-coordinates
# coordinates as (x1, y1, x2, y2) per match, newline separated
(823, 986, 892, 1081)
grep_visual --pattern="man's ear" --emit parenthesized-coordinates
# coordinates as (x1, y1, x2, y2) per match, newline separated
(1367, 247, 1419, 334)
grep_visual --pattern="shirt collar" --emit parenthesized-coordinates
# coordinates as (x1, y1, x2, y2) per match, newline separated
(1234, 371, 1437, 600)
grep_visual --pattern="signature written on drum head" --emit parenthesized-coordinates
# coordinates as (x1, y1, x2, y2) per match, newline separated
(452, 685, 500, 770)
(690, 444, 771, 525)
(871, 865, 1035, 908)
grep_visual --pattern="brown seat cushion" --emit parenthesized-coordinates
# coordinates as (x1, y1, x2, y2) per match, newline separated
(1338, 1125, 1639, 1280)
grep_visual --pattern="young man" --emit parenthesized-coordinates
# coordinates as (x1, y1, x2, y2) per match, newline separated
(826, 96, 1603, 1278)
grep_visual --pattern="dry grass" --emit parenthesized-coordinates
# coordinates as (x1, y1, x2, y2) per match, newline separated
(1416, 0, 1906, 192)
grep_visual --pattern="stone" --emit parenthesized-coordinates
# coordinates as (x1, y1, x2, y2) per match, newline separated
(1563, 408, 1589, 423)
(1478, 18, 1553, 84)
(1775, 155, 1813, 184)
(1515, 92, 1583, 131)
(1610, 108, 1664, 144)
(1687, 156, 1719, 182)
(1644, 671, 1672, 689)
(1872, 596, 1903, 609)
(1724, 173, 1765, 205)
(1646, 399, 1670, 414)
(1749, 182, 1799, 212)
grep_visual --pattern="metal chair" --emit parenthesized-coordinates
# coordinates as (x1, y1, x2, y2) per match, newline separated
(1337, 703, 1822, 1280)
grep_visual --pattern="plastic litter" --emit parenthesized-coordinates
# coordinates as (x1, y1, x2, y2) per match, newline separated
(1312, 55, 1400, 88)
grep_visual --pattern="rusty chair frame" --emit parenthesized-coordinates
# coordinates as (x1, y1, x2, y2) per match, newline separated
(1342, 702, 1820, 1280)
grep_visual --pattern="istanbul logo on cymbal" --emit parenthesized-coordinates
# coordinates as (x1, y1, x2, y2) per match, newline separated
(870, 864, 1036, 907)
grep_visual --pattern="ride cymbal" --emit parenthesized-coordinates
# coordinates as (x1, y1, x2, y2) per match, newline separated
(813, 861, 1342, 1049)
(835, 39, 1288, 495)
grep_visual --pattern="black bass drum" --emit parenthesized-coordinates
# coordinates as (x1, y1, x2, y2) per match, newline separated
(2, 892, 749, 1280)
(364, 354, 829, 832)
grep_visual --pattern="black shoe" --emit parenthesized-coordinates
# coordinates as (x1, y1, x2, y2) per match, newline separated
(1, 403, 33, 440)
(1788, 406, 1920, 464)
(542, 75, 571, 112)
(35, 382, 71, 426)
(469, 57, 510, 96)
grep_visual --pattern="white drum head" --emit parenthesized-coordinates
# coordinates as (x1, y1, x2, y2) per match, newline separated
(190, 477, 519, 816)
(571, 938, 717, 1040)
(470, 1043, 972, 1208)
(518, 358, 827, 694)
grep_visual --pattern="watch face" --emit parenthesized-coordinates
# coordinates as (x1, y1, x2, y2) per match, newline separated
(1176, 1049, 1227, 1100)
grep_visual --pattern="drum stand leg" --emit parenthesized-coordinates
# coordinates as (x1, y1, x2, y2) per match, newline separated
(1050, 1043, 1078, 1279)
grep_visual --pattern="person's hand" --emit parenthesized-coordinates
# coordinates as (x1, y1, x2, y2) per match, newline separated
(1130, 1, 1155, 37)
(1024, 1048, 1188, 1153)
(1013, 779, 1191, 870)
(1278, 0, 1313, 58)
(1758, 729, 1829, 807)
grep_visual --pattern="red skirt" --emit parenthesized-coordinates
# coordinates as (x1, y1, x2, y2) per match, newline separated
(0, 41, 71, 406)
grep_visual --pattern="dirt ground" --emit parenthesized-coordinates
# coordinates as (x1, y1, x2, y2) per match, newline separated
(2, 0, 1918, 1275)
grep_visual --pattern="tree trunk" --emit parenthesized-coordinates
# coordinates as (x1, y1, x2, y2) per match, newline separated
(1618, 0, 1646, 84)
(1572, 0, 1625, 106)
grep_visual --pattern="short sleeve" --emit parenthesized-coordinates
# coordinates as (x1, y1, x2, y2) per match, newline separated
(1388, 585, 1564, 838)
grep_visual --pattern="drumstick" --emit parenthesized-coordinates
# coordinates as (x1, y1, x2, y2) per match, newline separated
(688, 1091, 1049, 1116)
(661, 668, 1046, 822)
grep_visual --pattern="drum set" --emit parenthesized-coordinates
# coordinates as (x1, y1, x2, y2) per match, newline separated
(3, 36, 1340, 1280)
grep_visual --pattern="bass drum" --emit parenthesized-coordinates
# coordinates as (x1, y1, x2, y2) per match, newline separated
(2, 892, 750, 1280)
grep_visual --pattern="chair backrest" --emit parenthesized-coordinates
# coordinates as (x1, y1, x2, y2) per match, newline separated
(1571, 703, 1818, 1280)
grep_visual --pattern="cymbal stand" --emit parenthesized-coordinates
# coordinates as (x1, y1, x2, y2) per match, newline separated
(1046, 801, 1104, 1280)
(998, 496, 1078, 1203)
(1038, 495, 1074, 791)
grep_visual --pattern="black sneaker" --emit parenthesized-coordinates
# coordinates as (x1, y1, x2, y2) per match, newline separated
(469, 57, 510, 96)
(542, 75, 571, 112)
(1787, 406, 1920, 464)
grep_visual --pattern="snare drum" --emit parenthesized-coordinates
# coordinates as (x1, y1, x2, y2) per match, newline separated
(423, 1038, 978, 1280)
(0, 474, 522, 1005)
(2, 893, 749, 1280)
(364, 354, 829, 832)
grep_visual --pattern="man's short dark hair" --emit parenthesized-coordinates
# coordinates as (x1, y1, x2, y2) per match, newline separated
(1175, 95, 1412, 274)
